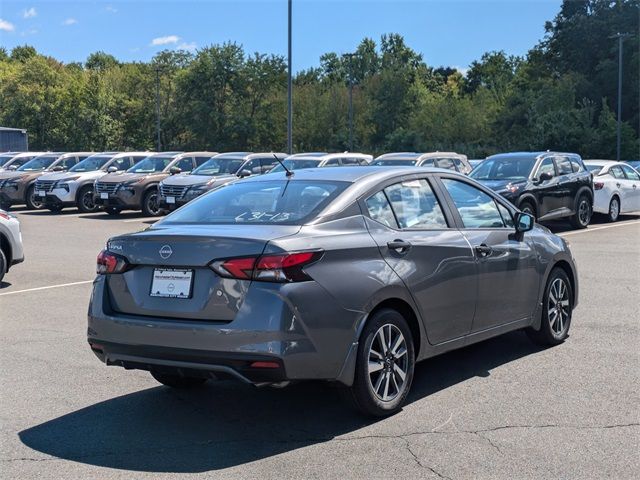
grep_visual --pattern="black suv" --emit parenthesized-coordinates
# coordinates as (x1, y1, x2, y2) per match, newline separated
(469, 152, 593, 228)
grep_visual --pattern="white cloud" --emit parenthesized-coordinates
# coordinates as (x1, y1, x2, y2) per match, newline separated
(20, 28, 38, 37)
(151, 35, 180, 46)
(62, 18, 77, 26)
(23, 7, 37, 19)
(0, 19, 15, 32)
(177, 42, 197, 52)
(105, 5, 118, 13)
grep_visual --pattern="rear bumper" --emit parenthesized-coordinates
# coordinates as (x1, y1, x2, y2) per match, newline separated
(87, 275, 362, 385)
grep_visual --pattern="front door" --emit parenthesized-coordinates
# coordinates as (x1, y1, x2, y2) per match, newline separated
(362, 177, 477, 345)
(618, 164, 640, 212)
(533, 157, 561, 218)
(438, 177, 540, 332)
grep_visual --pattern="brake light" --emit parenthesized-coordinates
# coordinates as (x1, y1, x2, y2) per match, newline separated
(96, 249, 130, 274)
(211, 251, 323, 282)
(594, 181, 604, 190)
(0, 211, 10, 220)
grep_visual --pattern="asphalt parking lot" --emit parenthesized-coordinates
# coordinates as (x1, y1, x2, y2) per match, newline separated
(1, 209, 639, 479)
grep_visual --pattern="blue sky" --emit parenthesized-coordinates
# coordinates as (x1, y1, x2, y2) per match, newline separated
(1, 0, 561, 72)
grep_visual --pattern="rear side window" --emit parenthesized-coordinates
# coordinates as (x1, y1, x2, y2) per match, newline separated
(569, 157, 584, 173)
(59, 157, 78, 169)
(324, 158, 340, 167)
(341, 157, 360, 165)
(436, 158, 455, 170)
(441, 178, 505, 228)
(160, 180, 348, 225)
(555, 156, 573, 175)
(384, 179, 448, 229)
(365, 191, 398, 228)
(609, 166, 625, 179)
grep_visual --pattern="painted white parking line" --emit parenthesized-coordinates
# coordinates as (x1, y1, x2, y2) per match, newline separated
(123, 217, 158, 223)
(558, 219, 640, 237)
(0, 280, 93, 297)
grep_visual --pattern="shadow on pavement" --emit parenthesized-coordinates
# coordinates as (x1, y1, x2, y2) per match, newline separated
(0, 280, 12, 289)
(19, 331, 544, 473)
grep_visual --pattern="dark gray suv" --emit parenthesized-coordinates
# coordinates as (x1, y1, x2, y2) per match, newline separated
(88, 167, 578, 416)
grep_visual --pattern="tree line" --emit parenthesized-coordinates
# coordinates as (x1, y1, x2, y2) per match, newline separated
(0, 0, 638, 159)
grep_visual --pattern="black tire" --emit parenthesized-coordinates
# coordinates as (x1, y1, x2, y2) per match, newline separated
(25, 185, 44, 210)
(346, 308, 415, 417)
(47, 205, 63, 214)
(142, 189, 161, 216)
(0, 247, 6, 284)
(0, 202, 10, 211)
(570, 193, 591, 229)
(77, 185, 98, 213)
(519, 200, 537, 219)
(607, 196, 620, 223)
(526, 267, 573, 346)
(150, 371, 208, 389)
(104, 207, 121, 216)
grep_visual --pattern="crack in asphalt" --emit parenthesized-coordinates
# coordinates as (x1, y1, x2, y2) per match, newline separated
(3, 422, 638, 465)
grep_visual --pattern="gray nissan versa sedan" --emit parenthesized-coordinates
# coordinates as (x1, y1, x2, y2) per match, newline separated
(88, 167, 578, 416)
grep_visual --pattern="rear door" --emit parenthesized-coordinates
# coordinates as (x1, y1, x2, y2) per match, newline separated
(619, 165, 640, 211)
(437, 176, 540, 331)
(610, 165, 634, 212)
(533, 156, 560, 217)
(362, 175, 477, 344)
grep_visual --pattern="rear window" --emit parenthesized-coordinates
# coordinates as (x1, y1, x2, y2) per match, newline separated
(159, 180, 349, 225)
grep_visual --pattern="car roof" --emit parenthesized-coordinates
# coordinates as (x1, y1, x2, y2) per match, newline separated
(285, 152, 371, 161)
(210, 152, 253, 160)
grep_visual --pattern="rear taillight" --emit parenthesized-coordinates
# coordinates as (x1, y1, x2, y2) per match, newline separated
(211, 250, 323, 283)
(594, 181, 604, 190)
(97, 249, 130, 274)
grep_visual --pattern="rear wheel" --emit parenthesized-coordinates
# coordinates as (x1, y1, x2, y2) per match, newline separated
(150, 371, 208, 389)
(346, 308, 415, 417)
(570, 194, 591, 229)
(526, 268, 572, 346)
(142, 189, 162, 216)
(0, 247, 6, 283)
(104, 207, 121, 216)
(77, 185, 98, 213)
(25, 185, 43, 210)
(607, 196, 620, 222)
(519, 200, 536, 219)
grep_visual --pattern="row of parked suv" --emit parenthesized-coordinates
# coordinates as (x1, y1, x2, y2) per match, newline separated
(2, 149, 638, 228)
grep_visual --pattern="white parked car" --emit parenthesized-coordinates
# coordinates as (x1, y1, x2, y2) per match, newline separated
(584, 160, 640, 222)
(0, 209, 24, 283)
(269, 152, 373, 173)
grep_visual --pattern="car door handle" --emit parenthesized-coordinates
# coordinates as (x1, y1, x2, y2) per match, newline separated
(387, 239, 412, 253)
(474, 244, 493, 258)
(616, 183, 621, 188)
(633, 184, 637, 189)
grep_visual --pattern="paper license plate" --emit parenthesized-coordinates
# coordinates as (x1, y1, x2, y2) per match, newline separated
(150, 268, 193, 299)
(100, 192, 109, 199)
(37, 190, 45, 197)
(166, 196, 175, 204)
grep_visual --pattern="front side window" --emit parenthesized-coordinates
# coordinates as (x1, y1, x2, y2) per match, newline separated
(341, 157, 360, 165)
(497, 202, 515, 228)
(620, 164, 640, 181)
(195, 156, 214, 166)
(192, 157, 244, 176)
(441, 178, 505, 228)
(324, 158, 340, 167)
(59, 157, 78, 170)
(365, 191, 397, 228)
(159, 180, 348, 225)
(436, 158, 455, 170)
(174, 157, 194, 172)
(537, 157, 556, 179)
(555, 156, 573, 175)
(110, 156, 133, 171)
(384, 179, 448, 229)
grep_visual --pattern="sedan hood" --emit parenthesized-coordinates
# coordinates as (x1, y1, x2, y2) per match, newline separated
(162, 173, 236, 187)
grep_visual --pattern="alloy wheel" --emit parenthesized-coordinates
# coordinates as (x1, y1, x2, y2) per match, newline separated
(367, 324, 409, 402)
(30, 192, 43, 209)
(609, 198, 619, 221)
(548, 278, 570, 337)
(147, 193, 160, 215)
(82, 190, 96, 211)
(578, 198, 591, 226)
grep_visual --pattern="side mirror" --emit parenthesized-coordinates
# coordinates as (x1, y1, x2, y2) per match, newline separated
(170, 166, 182, 175)
(538, 172, 553, 182)
(107, 166, 118, 173)
(515, 211, 534, 233)
(238, 169, 252, 178)
(52, 165, 65, 172)
(8, 165, 18, 171)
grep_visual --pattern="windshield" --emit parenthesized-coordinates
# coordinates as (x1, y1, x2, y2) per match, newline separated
(159, 180, 349, 225)
(192, 157, 244, 176)
(128, 156, 173, 173)
(470, 156, 537, 181)
(371, 159, 417, 166)
(69, 155, 113, 172)
(270, 159, 321, 172)
(0, 154, 15, 167)
(17, 155, 59, 172)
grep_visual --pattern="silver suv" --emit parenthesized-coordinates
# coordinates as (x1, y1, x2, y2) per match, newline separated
(0, 209, 24, 283)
